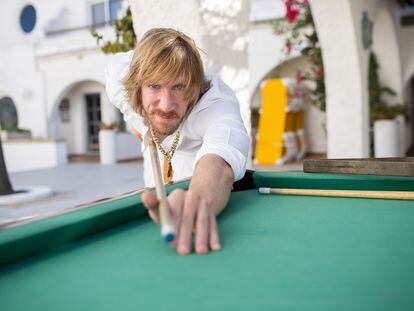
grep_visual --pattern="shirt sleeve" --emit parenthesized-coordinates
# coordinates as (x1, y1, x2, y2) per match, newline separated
(104, 51, 145, 133)
(193, 99, 250, 182)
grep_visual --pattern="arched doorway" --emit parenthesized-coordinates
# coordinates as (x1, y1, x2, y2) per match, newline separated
(51, 80, 119, 161)
(251, 56, 327, 157)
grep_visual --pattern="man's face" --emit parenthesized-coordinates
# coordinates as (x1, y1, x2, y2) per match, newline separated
(141, 75, 189, 137)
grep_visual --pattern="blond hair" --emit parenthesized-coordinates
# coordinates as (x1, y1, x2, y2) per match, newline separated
(123, 28, 208, 116)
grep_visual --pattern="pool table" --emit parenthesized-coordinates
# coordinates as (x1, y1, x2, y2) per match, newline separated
(1, 171, 414, 310)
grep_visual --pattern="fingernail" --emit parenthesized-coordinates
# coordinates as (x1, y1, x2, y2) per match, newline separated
(178, 245, 190, 255)
(196, 244, 207, 254)
(212, 243, 221, 251)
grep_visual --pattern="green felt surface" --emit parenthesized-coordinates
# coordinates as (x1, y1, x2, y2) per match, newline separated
(0, 181, 189, 266)
(254, 171, 414, 191)
(1, 183, 414, 310)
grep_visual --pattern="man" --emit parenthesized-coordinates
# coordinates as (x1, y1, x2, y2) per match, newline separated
(105, 28, 249, 255)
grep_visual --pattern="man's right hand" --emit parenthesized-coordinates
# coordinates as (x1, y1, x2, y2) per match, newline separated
(141, 188, 221, 256)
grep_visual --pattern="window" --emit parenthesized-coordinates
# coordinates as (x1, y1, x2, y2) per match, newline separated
(20, 4, 37, 33)
(92, 2, 106, 26)
(91, 0, 123, 27)
(109, 0, 123, 21)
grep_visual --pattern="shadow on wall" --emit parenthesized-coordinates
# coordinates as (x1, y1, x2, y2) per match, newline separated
(199, 1, 249, 101)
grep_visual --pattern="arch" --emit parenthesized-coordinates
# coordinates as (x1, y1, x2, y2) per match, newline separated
(250, 55, 310, 108)
(49, 79, 103, 122)
(49, 79, 112, 155)
(372, 6, 403, 102)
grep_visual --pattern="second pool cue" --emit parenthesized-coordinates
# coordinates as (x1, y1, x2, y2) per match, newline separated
(148, 136, 175, 243)
(259, 188, 414, 200)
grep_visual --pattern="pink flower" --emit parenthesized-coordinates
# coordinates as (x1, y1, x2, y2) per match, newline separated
(286, 6, 299, 23)
(295, 71, 302, 84)
(316, 67, 323, 77)
(286, 40, 292, 54)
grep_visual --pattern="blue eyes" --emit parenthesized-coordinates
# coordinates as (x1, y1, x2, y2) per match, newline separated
(147, 84, 185, 91)
(173, 84, 185, 91)
(148, 84, 161, 90)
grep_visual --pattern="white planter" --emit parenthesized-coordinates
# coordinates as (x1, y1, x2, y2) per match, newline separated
(3, 139, 67, 172)
(373, 119, 399, 158)
(395, 114, 406, 157)
(99, 129, 116, 164)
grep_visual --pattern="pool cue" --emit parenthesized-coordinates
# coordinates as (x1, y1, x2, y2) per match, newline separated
(148, 136, 175, 243)
(259, 188, 414, 201)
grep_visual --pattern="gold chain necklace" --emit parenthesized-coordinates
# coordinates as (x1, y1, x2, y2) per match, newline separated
(149, 126, 180, 163)
(149, 126, 180, 183)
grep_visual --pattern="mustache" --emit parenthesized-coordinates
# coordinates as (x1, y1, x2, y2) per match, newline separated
(150, 110, 179, 119)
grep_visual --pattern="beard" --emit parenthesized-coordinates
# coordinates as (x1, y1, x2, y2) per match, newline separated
(145, 109, 183, 137)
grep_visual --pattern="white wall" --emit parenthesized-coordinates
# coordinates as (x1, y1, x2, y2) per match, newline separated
(249, 23, 286, 95)
(3, 139, 68, 173)
(0, 0, 122, 139)
(372, 3, 404, 103)
(116, 132, 142, 160)
(400, 24, 414, 149)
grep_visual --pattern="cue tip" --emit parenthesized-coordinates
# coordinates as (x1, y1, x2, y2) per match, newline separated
(259, 187, 270, 194)
(161, 224, 175, 243)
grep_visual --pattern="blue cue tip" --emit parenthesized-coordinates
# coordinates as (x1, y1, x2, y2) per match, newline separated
(164, 233, 175, 243)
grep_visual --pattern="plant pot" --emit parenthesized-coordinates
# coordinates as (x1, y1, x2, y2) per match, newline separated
(373, 119, 399, 158)
(99, 129, 116, 164)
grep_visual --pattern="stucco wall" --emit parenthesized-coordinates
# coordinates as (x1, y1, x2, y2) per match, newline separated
(400, 25, 414, 148)
(0, 0, 121, 138)
(372, 3, 404, 103)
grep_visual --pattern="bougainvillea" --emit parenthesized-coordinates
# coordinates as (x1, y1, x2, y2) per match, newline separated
(273, 0, 326, 111)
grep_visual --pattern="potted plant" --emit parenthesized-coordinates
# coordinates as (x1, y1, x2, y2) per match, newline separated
(99, 122, 119, 164)
(368, 51, 407, 157)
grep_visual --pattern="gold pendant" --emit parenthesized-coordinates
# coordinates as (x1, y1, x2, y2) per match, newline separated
(163, 156, 174, 184)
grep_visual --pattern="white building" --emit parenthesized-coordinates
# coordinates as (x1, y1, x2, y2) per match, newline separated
(0, 0, 140, 172)
(249, 0, 414, 157)
(1, 0, 413, 172)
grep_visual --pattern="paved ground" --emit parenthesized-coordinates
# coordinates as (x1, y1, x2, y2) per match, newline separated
(0, 159, 302, 227)
(0, 161, 145, 226)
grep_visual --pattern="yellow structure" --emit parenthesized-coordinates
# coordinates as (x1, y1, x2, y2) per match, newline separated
(254, 79, 288, 165)
(254, 78, 307, 165)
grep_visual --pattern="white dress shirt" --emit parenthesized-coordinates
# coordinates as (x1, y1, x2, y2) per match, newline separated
(105, 51, 249, 187)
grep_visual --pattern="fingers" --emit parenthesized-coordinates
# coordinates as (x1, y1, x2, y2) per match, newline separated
(195, 204, 209, 254)
(142, 189, 160, 223)
(177, 192, 197, 256)
(177, 192, 221, 255)
(143, 188, 222, 255)
(209, 214, 221, 251)
(167, 189, 185, 247)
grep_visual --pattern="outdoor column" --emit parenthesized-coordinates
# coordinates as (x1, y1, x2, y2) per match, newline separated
(310, 0, 370, 158)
